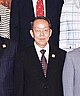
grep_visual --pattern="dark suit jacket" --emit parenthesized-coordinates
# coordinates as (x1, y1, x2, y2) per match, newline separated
(0, 37, 17, 96)
(10, 0, 64, 48)
(14, 44, 66, 96)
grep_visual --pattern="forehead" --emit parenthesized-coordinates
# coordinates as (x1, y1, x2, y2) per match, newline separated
(33, 19, 49, 28)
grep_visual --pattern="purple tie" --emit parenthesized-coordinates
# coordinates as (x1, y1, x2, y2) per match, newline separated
(40, 49, 47, 77)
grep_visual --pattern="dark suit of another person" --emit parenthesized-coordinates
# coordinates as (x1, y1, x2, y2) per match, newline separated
(13, 17, 66, 96)
(10, 0, 64, 48)
(0, 37, 17, 96)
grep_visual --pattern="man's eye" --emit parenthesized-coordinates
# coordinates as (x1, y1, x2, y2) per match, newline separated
(44, 29, 48, 32)
(36, 30, 40, 32)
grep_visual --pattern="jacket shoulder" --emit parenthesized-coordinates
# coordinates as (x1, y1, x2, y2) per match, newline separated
(67, 47, 80, 57)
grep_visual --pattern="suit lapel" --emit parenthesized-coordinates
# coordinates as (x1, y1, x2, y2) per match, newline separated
(46, 45, 59, 77)
(30, 46, 45, 77)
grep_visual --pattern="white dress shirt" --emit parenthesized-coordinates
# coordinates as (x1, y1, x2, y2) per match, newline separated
(32, 0, 46, 17)
(34, 42, 49, 63)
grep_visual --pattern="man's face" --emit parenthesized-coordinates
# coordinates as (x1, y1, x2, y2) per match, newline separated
(30, 19, 52, 48)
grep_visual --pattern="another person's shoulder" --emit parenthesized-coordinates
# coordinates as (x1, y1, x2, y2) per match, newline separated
(67, 47, 80, 57)
(64, 47, 80, 64)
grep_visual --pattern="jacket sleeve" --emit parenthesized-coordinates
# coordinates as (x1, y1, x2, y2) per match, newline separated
(62, 52, 74, 96)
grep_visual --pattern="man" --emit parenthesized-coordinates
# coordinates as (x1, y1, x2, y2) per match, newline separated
(0, 37, 17, 96)
(63, 47, 80, 96)
(14, 16, 66, 96)
(10, 0, 64, 48)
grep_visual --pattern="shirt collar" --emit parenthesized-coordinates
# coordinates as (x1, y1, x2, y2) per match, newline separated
(34, 42, 49, 62)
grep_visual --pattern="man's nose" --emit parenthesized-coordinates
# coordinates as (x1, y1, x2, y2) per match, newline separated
(40, 30, 44, 35)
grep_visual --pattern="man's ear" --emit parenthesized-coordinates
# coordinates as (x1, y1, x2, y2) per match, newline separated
(49, 29, 52, 37)
(30, 30, 34, 38)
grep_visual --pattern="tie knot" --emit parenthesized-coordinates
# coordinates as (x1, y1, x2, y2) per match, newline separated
(40, 49, 46, 55)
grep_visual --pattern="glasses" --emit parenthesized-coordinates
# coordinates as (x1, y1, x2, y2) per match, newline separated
(33, 27, 50, 34)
